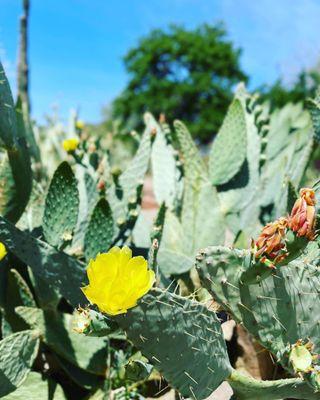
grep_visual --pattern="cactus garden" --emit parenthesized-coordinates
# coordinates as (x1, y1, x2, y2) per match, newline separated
(2, 2, 320, 400)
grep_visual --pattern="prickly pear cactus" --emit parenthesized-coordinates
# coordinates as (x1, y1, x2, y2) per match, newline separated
(116, 289, 232, 399)
(43, 161, 79, 248)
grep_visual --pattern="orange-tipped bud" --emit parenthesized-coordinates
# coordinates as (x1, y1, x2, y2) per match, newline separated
(255, 217, 288, 264)
(97, 179, 106, 191)
(289, 188, 316, 240)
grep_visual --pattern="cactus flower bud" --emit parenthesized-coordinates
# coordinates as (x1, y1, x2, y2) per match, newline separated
(255, 217, 288, 265)
(0, 242, 7, 261)
(289, 341, 313, 373)
(81, 246, 155, 315)
(289, 188, 316, 240)
(75, 120, 84, 130)
(72, 307, 91, 334)
(62, 138, 79, 153)
(97, 179, 106, 191)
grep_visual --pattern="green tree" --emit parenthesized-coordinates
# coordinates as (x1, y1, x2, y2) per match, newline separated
(260, 68, 320, 109)
(111, 24, 248, 142)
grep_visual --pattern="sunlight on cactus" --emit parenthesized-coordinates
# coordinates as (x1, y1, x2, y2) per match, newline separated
(82, 246, 155, 315)
(2, 7, 320, 397)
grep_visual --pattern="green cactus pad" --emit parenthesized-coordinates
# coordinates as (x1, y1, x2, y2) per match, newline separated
(55, 355, 103, 389)
(0, 62, 18, 146)
(174, 119, 207, 185)
(151, 116, 180, 208)
(195, 246, 247, 322)
(4, 372, 66, 400)
(119, 116, 153, 200)
(193, 182, 226, 251)
(1, 268, 36, 335)
(72, 169, 99, 251)
(116, 289, 231, 399)
(174, 120, 227, 252)
(260, 105, 312, 209)
(209, 98, 247, 186)
(239, 248, 320, 363)
(43, 161, 79, 248)
(125, 360, 153, 382)
(158, 211, 194, 276)
(16, 307, 109, 375)
(109, 115, 153, 221)
(158, 248, 194, 276)
(0, 63, 32, 223)
(0, 330, 39, 397)
(308, 91, 320, 143)
(211, 93, 259, 239)
(0, 216, 86, 306)
(84, 198, 114, 262)
(148, 202, 167, 269)
(17, 182, 46, 231)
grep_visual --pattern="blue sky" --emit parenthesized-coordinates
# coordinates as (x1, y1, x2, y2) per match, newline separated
(1, 0, 320, 124)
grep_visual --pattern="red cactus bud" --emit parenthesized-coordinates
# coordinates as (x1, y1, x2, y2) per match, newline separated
(289, 188, 316, 240)
(97, 179, 105, 191)
(255, 217, 288, 265)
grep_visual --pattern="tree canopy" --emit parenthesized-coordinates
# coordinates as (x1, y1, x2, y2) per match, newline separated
(260, 69, 320, 109)
(111, 24, 248, 142)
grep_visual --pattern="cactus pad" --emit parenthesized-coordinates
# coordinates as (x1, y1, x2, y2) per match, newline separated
(209, 98, 247, 186)
(84, 198, 114, 262)
(0, 330, 39, 397)
(116, 289, 231, 399)
(43, 161, 79, 248)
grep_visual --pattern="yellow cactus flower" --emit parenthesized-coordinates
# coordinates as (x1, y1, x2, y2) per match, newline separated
(0, 242, 7, 261)
(75, 120, 85, 130)
(82, 246, 155, 315)
(62, 138, 79, 153)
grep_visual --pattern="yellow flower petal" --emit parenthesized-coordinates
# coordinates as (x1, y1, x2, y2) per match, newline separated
(87, 253, 119, 286)
(0, 242, 7, 261)
(81, 247, 154, 315)
(62, 138, 79, 152)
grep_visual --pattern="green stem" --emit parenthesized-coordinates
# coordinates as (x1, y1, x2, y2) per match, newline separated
(228, 370, 320, 400)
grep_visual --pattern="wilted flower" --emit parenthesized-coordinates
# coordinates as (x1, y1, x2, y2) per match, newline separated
(255, 217, 288, 265)
(62, 138, 79, 153)
(0, 242, 7, 261)
(289, 188, 316, 240)
(82, 246, 155, 316)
